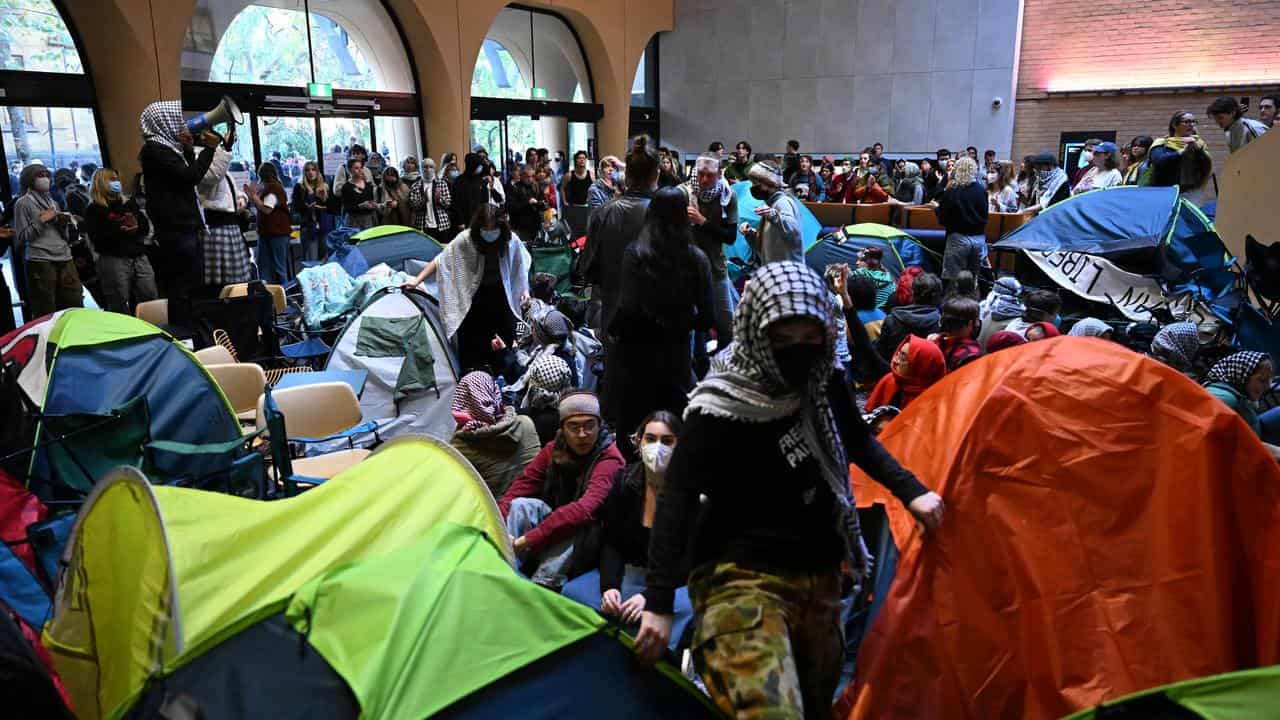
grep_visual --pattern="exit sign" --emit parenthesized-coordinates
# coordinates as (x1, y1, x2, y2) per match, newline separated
(308, 82, 333, 99)
(531, 87, 547, 99)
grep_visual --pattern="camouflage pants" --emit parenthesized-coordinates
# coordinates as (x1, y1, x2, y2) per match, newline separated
(689, 562, 843, 720)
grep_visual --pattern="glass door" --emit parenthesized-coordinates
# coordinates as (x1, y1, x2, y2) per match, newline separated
(320, 116, 372, 183)
(256, 115, 317, 190)
(470, 119, 505, 174)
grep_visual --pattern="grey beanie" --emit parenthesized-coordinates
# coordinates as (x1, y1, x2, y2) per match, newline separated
(558, 391, 601, 423)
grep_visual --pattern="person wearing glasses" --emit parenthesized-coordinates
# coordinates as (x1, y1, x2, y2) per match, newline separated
(1146, 111, 1208, 188)
(498, 390, 626, 590)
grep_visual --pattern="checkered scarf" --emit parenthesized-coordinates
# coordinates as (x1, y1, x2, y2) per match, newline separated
(1205, 351, 1269, 394)
(687, 261, 868, 577)
(686, 176, 731, 207)
(522, 353, 573, 411)
(1150, 322, 1200, 370)
(1068, 317, 1112, 338)
(452, 371, 504, 433)
(140, 101, 185, 156)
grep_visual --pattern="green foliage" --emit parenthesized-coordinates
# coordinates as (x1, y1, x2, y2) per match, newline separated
(0, 0, 82, 73)
(209, 6, 376, 90)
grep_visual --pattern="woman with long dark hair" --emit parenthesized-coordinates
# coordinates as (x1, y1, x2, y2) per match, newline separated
(404, 204, 530, 372)
(243, 162, 292, 282)
(603, 186, 714, 453)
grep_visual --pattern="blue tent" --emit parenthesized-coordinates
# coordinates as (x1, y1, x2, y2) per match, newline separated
(351, 225, 444, 273)
(805, 224, 908, 280)
(728, 181, 824, 280)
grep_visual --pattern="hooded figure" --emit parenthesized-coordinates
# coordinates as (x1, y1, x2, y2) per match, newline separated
(986, 330, 1027, 353)
(978, 275, 1025, 348)
(639, 261, 935, 715)
(1204, 351, 1272, 437)
(867, 335, 948, 411)
(1150, 321, 1200, 373)
(450, 371, 542, 497)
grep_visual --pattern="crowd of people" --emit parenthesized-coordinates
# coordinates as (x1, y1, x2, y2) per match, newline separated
(1, 92, 1276, 719)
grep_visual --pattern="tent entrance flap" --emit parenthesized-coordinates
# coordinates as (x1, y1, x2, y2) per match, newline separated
(356, 315, 438, 400)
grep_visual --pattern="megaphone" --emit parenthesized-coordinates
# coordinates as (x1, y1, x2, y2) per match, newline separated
(185, 95, 243, 135)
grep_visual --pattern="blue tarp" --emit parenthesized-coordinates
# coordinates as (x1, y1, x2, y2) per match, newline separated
(351, 226, 444, 272)
(805, 229, 908, 281)
(728, 181, 824, 280)
(993, 186, 1181, 257)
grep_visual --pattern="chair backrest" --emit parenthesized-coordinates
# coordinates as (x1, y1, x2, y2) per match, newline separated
(193, 344, 236, 366)
(852, 203, 891, 226)
(255, 381, 362, 439)
(134, 299, 168, 326)
(220, 283, 287, 314)
(205, 363, 268, 415)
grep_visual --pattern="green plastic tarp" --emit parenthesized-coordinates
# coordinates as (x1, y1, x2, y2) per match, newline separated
(287, 523, 604, 719)
(1061, 665, 1280, 719)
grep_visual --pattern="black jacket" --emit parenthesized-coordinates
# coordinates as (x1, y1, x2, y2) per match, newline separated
(876, 304, 941, 359)
(583, 189, 653, 332)
(140, 142, 216, 233)
(506, 180, 544, 239)
(598, 463, 651, 593)
(934, 181, 989, 236)
(82, 199, 150, 258)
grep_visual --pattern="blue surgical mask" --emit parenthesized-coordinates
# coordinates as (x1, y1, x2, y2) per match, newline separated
(480, 228, 501, 243)
(108, 180, 123, 194)
(611, 170, 624, 184)
(1054, 313, 1062, 328)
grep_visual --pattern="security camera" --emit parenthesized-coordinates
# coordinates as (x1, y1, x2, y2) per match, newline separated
(991, 97, 1003, 109)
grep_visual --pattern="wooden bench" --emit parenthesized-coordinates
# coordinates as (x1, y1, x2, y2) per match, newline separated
(803, 201, 853, 228)
(985, 211, 1034, 273)
(902, 205, 944, 231)
(852, 203, 891, 225)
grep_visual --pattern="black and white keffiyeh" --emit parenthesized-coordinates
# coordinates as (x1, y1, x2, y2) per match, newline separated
(1151, 322, 1200, 370)
(687, 261, 869, 577)
(140, 101, 186, 156)
(522, 353, 573, 411)
(1205, 351, 1269, 393)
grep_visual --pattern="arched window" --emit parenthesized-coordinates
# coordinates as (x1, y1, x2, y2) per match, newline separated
(181, 0, 421, 186)
(470, 6, 600, 177)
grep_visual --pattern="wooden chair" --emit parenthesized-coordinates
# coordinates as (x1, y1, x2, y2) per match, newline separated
(194, 344, 236, 366)
(255, 381, 372, 485)
(134, 299, 168, 326)
(205, 362, 268, 423)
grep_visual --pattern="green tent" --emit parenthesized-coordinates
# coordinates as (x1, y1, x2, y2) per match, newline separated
(1061, 666, 1280, 719)
(44, 435, 718, 719)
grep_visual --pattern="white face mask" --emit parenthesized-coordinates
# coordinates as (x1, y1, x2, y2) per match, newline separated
(640, 442, 673, 475)
(986, 173, 998, 184)
(33, 177, 51, 192)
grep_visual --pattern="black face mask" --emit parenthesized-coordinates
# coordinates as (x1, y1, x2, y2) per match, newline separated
(750, 185, 771, 201)
(773, 343, 825, 389)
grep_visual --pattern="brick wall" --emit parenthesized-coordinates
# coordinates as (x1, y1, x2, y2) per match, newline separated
(1012, 0, 1280, 167)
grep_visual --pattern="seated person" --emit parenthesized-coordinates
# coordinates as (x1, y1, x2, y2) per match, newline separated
(850, 246, 894, 309)
(518, 353, 576, 446)
(1003, 288, 1061, 337)
(1149, 321, 1200, 376)
(1067, 317, 1114, 339)
(1024, 321, 1060, 341)
(849, 272, 886, 342)
(499, 391, 625, 589)
(562, 411, 694, 652)
(1204, 352, 1272, 439)
(867, 335, 948, 411)
(978, 276, 1024, 349)
(848, 164, 891, 204)
(876, 272, 943, 361)
(935, 296, 983, 371)
(450, 371, 543, 498)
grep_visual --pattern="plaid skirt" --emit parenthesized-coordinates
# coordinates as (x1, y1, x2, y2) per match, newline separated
(201, 224, 253, 286)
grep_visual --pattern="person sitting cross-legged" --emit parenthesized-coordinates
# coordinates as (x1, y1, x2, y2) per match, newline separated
(499, 390, 625, 590)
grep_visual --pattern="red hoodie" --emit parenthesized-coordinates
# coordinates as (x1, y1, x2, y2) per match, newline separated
(498, 438, 625, 553)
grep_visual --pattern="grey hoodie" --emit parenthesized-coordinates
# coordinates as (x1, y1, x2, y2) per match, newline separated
(14, 165, 70, 262)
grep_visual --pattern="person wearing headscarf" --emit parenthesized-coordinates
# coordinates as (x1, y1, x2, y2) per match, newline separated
(888, 162, 924, 206)
(867, 335, 949, 411)
(1022, 151, 1069, 214)
(1149, 321, 1201, 374)
(740, 160, 803, 264)
(404, 204, 530, 373)
(450, 371, 542, 497)
(986, 329, 1027, 353)
(561, 410, 695, 653)
(978, 275, 1024, 349)
(519, 353, 574, 445)
(876, 271, 943, 361)
(407, 156, 453, 238)
(138, 100, 219, 300)
(13, 163, 82, 316)
(892, 265, 925, 308)
(1024, 321, 1061, 341)
(1203, 351, 1273, 437)
(1068, 317, 1113, 339)
(605, 186, 714, 455)
(499, 391, 626, 589)
(634, 262, 943, 718)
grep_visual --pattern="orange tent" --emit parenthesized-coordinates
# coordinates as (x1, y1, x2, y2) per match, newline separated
(840, 338, 1280, 720)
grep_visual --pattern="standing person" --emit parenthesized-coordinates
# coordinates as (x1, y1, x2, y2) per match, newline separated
(816, 163, 835, 201)
(1072, 142, 1123, 194)
(449, 153, 497, 232)
(724, 141, 753, 182)
(559, 150, 594, 207)
(782, 139, 801, 185)
(986, 161, 1019, 212)
(587, 155, 624, 209)
(506, 163, 545, 243)
(1022, 152, 1070, 213)
(243, 163, 291, 283)
(888, 161, 924, 206)
(408, 156, 453, 238)
(584, 137, 659, 338)
(1147, 112, 1209, 188)
(82, 168, 154, 314)
(138, 100, 218, 300)
(605, 186, 714, 455)
(1207, 96, 1268, 154)
(658, 154, 683, 189)
(403, 204, 530, 373)
(378, 166, 413, 227)
(197, 125, 253, 292)
(934, 156, 988, 293)
(340, 158, 378, 231)
(920, 158, 947, 203)
(633, 262, 944, 718)
(561, 410, 695, 652)
(788, 155, 821, 201)
(1123, 136, 1154, 185)
(291, 161, 330, 263)
(1069, 139, 1101, 190)
(440, 152, 461, 183)
(1260, 94, 1279, 129)
(14, 164, 82, 316)
(331, 144, 372, 196)
(739, 160, 802, 265)
(687, 154, 741, 366)
(499, 390, 626, 590)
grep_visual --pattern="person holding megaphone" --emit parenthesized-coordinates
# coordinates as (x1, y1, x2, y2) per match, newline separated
(139, 100, 222, 301)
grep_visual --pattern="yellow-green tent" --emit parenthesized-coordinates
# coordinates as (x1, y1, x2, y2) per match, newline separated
(43, 435, 510, 719)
